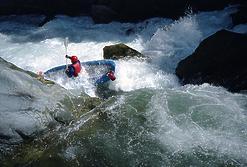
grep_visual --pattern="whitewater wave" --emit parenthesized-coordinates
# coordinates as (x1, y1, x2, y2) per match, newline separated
(0, 6, 243, 94)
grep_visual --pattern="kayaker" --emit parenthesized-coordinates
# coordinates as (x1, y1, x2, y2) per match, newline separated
(65, 55, 81, 78)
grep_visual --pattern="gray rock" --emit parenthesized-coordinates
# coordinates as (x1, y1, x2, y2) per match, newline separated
(0, 57, 74, 144)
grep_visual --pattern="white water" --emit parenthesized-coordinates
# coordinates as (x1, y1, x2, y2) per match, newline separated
(0, 7, 242, 95)
(146, 84, 247, 162)
(0, 6, 247, 165)
(0, 7, 243, 94)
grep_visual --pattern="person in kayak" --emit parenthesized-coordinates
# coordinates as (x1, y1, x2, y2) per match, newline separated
(65, 55, 81, 78)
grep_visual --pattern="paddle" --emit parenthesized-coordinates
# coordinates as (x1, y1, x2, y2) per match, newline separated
(64, 37, 69, 70)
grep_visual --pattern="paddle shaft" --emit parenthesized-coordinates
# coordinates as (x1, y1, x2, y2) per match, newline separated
(64, 37, 69, 69)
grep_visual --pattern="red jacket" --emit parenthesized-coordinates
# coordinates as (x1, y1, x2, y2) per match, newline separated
(71, 61, 81, 77)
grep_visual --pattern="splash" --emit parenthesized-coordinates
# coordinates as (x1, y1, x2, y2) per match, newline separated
(144, 6, 235, 72)
(110, 59, 179, 91)
(1, 6, 247, 166)
(145, 13, 202, 72)
(0, 6, 241, 95)
(146, 84, 247, 162)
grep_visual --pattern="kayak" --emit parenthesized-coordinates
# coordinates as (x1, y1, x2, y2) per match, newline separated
(44, 60, 116, 85)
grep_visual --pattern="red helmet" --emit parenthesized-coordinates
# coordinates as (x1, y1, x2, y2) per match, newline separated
(107, 71, 116, 81)
(71, 55, 78, 63)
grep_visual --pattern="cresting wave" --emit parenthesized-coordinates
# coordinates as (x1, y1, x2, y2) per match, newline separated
(0, 6, 241, 93)
(0, 5, 247, 166)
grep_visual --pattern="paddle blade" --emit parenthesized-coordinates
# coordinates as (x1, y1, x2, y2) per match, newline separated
(64, 37, 69, 48)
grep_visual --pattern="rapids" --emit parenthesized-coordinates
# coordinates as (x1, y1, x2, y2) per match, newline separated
(0, 6, 247, 166)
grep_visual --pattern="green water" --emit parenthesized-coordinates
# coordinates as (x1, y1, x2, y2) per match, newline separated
(2, 85, 247, 166)
(0, 6, 246, 166)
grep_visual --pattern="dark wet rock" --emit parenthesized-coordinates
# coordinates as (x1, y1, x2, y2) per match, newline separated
(189, 0, 233, 11)
(176, 29, 247, 92)
(92, 0, 187, 22)
(38, 15, 55, 27)
(91, 5, 117, 23)
(231, 3, 247, 27)
(0, 0, 93, 16)
(103, 43, 144, 60)
(0, 57, 102, 145)
(92, 0, 236, 23)
(0, 0, 241, 24)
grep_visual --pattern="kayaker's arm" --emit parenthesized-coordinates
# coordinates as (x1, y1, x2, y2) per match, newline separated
(65, 65, 74, 78)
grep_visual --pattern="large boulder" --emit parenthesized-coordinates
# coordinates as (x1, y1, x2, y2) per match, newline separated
(103, 43, 145, 60)
(0, 0, 93, 16)
(0, 57, 101, 145)
(91, 0, 235, 23)
(91, 5, 117, 23)
(175, 29, 247, 93)
(0, 0, 241, 24)
(231, 2, 247, 27)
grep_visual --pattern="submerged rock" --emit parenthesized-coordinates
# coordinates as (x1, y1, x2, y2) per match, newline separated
(0, 57, 102, 145)
(103, 43, 145, 60)
(176, 29, 247, 93)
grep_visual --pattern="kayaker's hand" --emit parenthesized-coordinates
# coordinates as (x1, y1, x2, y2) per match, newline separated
(65, 68, 69, 74)
(107, 71, 116, 81)
(65, 55, 70, 59)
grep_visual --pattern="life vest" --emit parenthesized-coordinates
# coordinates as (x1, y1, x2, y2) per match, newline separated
(71, 61, 81, 77)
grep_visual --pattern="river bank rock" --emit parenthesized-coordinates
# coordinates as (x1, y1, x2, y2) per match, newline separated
(0, 0, 242, 24)
(91, 5, 117, 24)
(91, 0, 236, 23)
(175, 29, 247, 93)
(0, 0, 92, 16)
(103, 43, 145, 60)
(231, 2, 247, 27)
(0, 57, 102, 145)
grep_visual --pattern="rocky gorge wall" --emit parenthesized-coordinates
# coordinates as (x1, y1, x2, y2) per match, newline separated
(0, 0, 244, 23)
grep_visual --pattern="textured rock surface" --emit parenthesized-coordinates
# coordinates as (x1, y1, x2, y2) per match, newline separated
(231, 2, 247, 27)
(103, 43, 144, 60)
(0, 57, 102, 144)
(0, 0, 240, 24)
(176, 30, 247, 92)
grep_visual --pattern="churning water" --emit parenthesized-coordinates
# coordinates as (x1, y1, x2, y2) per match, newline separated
(0, 6, 247, 166)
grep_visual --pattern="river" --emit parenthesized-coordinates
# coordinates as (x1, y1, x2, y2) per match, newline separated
(0, 6, 247, 166)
